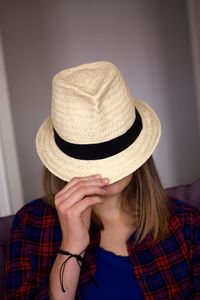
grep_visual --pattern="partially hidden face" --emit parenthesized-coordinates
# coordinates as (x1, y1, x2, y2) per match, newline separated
(102, 173, 133, 197)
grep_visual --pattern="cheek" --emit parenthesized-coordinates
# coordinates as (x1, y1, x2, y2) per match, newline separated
(103, 184, 120, 195)
(104, 174, 133, 195)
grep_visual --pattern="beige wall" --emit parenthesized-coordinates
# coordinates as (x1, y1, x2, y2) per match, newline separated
(187, 0, 200, 136)
(0, 0, 200, 204)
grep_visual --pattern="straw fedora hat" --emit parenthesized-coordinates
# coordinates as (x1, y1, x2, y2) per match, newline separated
(36, 61, 161, 183)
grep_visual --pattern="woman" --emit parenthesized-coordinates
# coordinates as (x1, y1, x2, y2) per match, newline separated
(5, 61, 200, 299)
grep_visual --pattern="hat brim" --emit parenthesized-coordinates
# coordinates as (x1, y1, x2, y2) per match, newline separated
(36, 99, 161, 184)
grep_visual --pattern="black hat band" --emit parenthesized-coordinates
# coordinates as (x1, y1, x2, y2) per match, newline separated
(53, 108, 143, 160)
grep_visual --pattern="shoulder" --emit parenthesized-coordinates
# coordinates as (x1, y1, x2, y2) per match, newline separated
(12, 197, 58, 230)
(168, 197, 200, 240)
(169, 197, 200, 221)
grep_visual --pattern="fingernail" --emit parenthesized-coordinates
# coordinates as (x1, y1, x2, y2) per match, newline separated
(102, 178, 110, 183)
(94, 174, 101, 178)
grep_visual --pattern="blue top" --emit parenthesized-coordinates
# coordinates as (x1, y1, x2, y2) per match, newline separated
(80, 246, 144, 300)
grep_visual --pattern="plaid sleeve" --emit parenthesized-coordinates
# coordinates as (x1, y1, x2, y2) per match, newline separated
(4, 210, 50, 300)
(190, 210, 200, 298)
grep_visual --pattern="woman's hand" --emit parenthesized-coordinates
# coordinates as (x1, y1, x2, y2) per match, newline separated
(55, 174, 109, 254)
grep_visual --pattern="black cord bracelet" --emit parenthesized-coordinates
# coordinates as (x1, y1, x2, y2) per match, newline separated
(57, 248, 99, 292)
(58, 249, 85, 292)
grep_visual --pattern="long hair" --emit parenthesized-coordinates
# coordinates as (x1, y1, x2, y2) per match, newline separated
(41, 156, 170, 244)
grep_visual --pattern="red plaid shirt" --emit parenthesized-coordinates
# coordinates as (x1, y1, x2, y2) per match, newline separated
(4, 197, 200, 299)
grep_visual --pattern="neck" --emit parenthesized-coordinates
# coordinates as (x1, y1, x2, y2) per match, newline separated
(93, 194, 134, 227)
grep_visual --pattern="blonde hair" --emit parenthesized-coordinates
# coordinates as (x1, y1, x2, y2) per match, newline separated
(42, 156, 170, 244)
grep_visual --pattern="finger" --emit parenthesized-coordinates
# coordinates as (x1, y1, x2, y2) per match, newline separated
(62, 177, 109, 199)
(55, 185, 106, 211)
(56, 174, 102, 198)
(55, 177, 109, 205)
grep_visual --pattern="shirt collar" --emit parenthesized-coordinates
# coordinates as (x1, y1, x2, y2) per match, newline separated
(79, 222, 101, 285)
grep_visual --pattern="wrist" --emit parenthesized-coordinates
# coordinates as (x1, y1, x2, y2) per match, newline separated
(60, 241, 88, 256)
(60, 244, 86, 257)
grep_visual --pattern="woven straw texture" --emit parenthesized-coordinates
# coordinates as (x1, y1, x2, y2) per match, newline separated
(36, 61, 161, 183)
